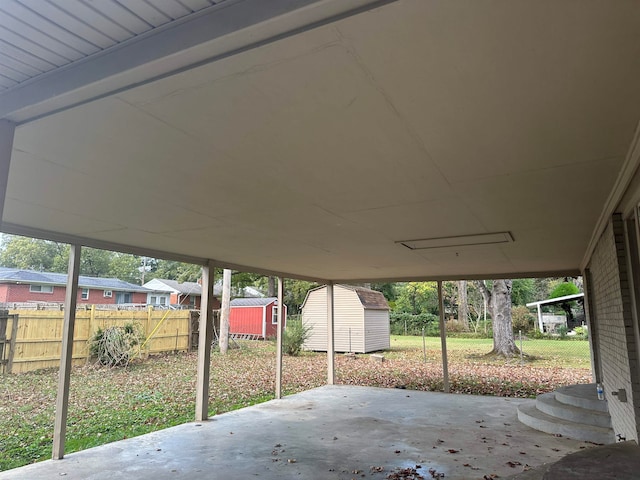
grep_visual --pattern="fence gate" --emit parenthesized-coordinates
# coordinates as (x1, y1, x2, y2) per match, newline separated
(0, 310, 18, 374)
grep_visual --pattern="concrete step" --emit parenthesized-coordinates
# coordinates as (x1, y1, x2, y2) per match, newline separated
(535, 392, 611, 428)
(554, 383, 608, 413)
(517, 403, 614, 444)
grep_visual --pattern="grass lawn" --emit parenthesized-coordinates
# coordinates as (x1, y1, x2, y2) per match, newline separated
(388, 335, 591, 368)
(0, 336, 592, 471)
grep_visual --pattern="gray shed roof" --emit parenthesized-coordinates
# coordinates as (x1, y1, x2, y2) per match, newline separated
(231, 297, 278, 307)
(0, 267, 150, 292)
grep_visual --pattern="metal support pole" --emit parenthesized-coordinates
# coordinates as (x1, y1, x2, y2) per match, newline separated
(537, 304, 543, 333)
(437, 281, 450, 393)
(275, 277, 284, 399)
(195, 261, 215, 421)
(422, 327, 427, 363)
(327, 282, 335, 385)
(52, 244, 81, 459)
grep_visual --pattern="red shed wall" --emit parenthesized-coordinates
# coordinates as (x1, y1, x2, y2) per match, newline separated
(229, 306, 265, 337)
(264, 304, 287, 338)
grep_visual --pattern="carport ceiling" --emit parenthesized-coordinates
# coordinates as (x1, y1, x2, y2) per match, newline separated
(2, 0, 640, 282)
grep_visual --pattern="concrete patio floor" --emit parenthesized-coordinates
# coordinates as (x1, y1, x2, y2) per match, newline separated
(0, 385, 596, 480)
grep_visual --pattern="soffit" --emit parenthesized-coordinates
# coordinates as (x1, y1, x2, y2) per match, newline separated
(5, 0, 640, 281)
(0, 0, 223, 91)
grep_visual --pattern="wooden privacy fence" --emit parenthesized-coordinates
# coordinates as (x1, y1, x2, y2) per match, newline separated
(3, 307, 199, 374)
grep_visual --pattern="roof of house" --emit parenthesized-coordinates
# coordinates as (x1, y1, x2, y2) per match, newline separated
(147, 278, 202, 295)
(0, 268, 150, 292)
(230, 297, 278, 307)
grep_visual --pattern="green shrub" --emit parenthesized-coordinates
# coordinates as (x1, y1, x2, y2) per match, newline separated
(511, 305, 536, 333)
(557, 325, 568, 339)
(90, 323, 143, 367)
(572, 325, 588, 339)
(390, 312, 439, 336)
(283, 319, 312, 356)
(445, 319, 467, 333)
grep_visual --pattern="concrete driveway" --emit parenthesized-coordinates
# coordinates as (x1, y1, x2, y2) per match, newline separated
(0, 385, 593, 480)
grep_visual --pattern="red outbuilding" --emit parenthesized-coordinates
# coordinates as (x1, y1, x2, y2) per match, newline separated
(229, 297, 286, 339)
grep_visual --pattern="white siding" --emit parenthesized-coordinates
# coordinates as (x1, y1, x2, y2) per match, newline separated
(364, 309, 390, 352)
(303, 285, 389, 353)
(334, 286, 365, 353)
(302, 287, 328, 351)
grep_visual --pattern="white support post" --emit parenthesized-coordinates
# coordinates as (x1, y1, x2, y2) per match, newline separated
(327, 282, 335, 385)
(437, 281, 450, 393)
(0, 120, 15, 222)
(52, 244, 81, 460)
(537, 304, 544, 333)
(195, 261, 215, 421)
(275, 277, 284, 399)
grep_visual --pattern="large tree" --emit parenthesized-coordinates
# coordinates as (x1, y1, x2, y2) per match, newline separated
(478, 279, 519, 357)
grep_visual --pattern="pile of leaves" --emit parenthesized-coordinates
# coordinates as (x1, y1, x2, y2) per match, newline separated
(0, 340, 590, 471)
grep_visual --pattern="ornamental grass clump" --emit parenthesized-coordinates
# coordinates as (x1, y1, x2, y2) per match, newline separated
(282, 319, 312, 356)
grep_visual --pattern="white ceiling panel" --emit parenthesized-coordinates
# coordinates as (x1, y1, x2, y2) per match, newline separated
(3, 0, 640, 281)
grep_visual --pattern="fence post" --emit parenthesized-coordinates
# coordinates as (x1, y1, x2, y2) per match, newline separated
(7, 314, 17, 374)
(146, 306, 153, 357)
(519, 330, 524, 366)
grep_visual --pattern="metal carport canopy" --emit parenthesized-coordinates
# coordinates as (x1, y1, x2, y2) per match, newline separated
(2, 0, 640, 283)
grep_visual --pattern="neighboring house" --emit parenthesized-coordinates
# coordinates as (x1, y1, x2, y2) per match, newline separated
(142, 278, 222, 309)
(0, 268, 150, 305)
(302, 285, 390, 353)
(229, 297, 286, 339)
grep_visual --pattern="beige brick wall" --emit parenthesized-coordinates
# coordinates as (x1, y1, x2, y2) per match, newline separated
(588, 214, 639, 441)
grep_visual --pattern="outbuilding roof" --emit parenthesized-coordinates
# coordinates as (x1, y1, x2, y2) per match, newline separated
(0, 267, 150, 292)
(342, 286, 390, 310)
(231, 297, 278, 307)
(302, 285, 389, 311)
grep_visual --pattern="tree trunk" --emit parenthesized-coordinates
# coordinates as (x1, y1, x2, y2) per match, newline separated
(478, 279, 519, 357)
(458, 280, 469, 330)
(219, 268, 232, 354)
(267, 277, 276, 297)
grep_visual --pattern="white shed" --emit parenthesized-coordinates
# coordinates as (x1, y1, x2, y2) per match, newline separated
(302, 285, 390, 353)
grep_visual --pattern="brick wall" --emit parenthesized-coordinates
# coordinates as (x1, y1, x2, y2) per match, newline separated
(588, 214, 640, 441)
(0, 283, 148, 306)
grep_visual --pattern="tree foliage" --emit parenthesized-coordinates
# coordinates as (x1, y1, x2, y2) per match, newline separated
(395, 282, 438, 315)
(549, 282, 580, 299)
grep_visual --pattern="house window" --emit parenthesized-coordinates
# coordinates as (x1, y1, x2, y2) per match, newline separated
(272, 306, 278, 325)
(189, 296, 196, 308)
(81, 289, 89, 300)
(103, 290, 112, 298)
(115, 292, 133, 304)
(29, 284, 53, 294)
(158, 296, 166, 306)
(150, 296, 157, 304)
